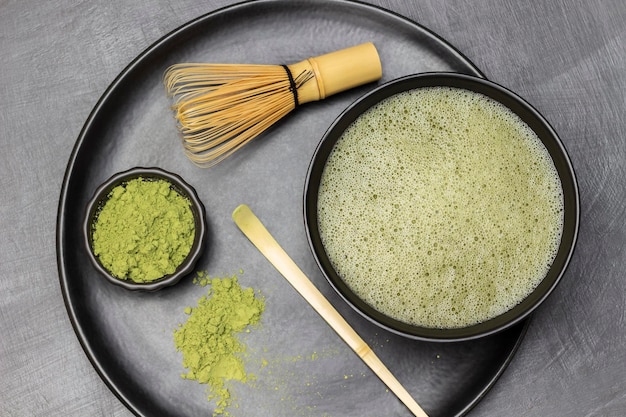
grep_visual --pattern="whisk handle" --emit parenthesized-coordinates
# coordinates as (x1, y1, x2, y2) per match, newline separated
(289, 42, 382, 103)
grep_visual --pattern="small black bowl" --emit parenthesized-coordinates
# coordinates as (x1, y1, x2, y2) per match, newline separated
(84, 167, 207, 291)
(304, 73, 580, 342)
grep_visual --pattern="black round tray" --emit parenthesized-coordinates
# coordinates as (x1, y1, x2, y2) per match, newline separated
(57, 1, 528, 416)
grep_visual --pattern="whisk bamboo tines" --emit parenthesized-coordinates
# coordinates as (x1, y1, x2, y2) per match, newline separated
(163, 43, 382, 167)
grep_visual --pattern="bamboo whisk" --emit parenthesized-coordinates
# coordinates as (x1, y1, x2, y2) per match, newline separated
(163, 43, 382, 167)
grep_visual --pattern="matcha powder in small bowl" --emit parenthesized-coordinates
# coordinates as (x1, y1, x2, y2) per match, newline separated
(174, 272, 265, 415)
(91, 176, 195, 283)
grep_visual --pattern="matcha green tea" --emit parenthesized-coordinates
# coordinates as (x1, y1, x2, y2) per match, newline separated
(174, 272, 265, 416)
(91, 177, 195, 283)
(317, 87, 564, 329)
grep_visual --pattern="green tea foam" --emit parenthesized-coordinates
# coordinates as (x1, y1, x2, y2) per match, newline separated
(317, 87, 564, 329)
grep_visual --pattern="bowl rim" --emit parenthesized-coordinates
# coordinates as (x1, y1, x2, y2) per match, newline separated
(303, 72, 580, 342)
(83, 166, 207, 291)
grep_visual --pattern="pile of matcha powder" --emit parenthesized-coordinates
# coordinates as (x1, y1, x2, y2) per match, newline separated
(174, 272, 265, 415)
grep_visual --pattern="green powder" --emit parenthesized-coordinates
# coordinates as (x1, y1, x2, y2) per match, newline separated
(174, 272, 265, 416)
(91, 177, 195, 283)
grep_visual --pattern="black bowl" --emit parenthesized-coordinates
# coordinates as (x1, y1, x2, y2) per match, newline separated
(304, 73, 579, 342)
(84, 167, 207, 291)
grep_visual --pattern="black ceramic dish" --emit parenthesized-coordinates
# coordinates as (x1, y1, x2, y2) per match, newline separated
(304, 73, 580, 342)
(84, 167, 207, 291)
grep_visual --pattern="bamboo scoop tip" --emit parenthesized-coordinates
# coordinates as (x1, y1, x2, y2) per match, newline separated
(232, 204, 251, 221)
(233, 203, 248, 213)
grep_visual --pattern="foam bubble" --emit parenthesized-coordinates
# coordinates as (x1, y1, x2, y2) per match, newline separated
(317, 87, 564, 329)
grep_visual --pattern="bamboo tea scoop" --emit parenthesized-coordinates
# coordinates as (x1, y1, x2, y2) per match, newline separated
(232, 204, 428, 417)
